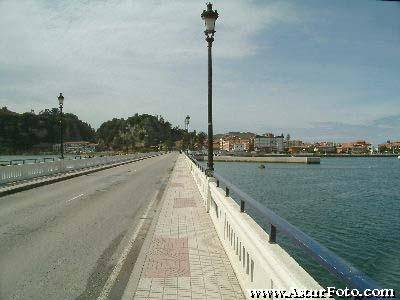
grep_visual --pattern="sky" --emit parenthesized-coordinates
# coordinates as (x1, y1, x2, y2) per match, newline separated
(0, 0, 399, 144)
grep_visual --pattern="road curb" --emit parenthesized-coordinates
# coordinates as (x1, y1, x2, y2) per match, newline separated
(0, 154, 162, 197)
(120, 156, 178, 300)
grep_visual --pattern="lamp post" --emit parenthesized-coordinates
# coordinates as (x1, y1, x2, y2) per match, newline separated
(185, 115, 190, 132)
(58, 93, 64, 159)
(201, 3, 218, 176)
(185, 115, 190, 152)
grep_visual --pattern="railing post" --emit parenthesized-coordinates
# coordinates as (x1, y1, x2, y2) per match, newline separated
(269, 224, 277, 243)
(206, 177, 214, 213)
(240, 200, 245, 212)
(225, 187, 229, 197)
(216, 179, 219, 187)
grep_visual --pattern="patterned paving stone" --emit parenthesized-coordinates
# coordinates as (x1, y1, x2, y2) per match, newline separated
(132, 155, 244, 300)
(173, 197, 197, 208)
(144, 237, 190, 278)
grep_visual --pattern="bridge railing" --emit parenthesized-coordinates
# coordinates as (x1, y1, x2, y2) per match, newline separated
(0, 155, 87, 166)
(0, 153, 159, 186)
(185, 154, 384, 299)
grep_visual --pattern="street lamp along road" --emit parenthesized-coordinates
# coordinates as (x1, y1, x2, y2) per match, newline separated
(185, 115, 190, 132)
(201, 3, 218, 177)
(185, 115, 190, 152)
(58, 93, 64, 159)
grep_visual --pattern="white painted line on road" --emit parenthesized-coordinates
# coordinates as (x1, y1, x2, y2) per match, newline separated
(66, 193, 84, 203)
(97, 191, 157, 300)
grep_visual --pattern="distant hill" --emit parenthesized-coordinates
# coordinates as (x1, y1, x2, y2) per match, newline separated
(214, 131, 256, 139)
(97, 114, 206, 151)
(0, 107, 96, 154)
(0, 107, 208, 154)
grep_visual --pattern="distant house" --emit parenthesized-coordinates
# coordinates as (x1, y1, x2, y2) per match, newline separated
(212, 140, 221, 150)
(378, 140, 400, 153)
(285, 139, 303, 148)
(219, 136, 253, 152)
(336, 140, 371, 154)
(53, 141, 98, 154)
(232, 143, 245, 152)
(312, 142, 337, 154)
(254, 133, 284, 153)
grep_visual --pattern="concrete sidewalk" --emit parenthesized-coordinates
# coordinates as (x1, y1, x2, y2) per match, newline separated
(123, 155, 244, 300)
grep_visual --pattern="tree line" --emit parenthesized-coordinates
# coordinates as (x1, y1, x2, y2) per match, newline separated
(97, 114, 206, 152)
(0, 107, 206, 154)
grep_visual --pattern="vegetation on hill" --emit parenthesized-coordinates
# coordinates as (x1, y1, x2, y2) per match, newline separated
(0, 107, 95, 154)
(0, 107, 206, 154)
(97, 114, 206, 151)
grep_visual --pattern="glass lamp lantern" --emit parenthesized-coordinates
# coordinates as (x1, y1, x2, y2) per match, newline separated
(58, 93, 64, 107)
(201, 3, 219, 36)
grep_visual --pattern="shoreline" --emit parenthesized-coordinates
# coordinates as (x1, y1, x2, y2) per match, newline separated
(199, 155, 321, 164)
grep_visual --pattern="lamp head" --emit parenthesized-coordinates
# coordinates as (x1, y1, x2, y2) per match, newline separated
(201, 3, 219, 37)
(58, 93, 64, 107)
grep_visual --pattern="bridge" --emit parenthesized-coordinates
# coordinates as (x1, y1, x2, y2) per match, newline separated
(0, 153, 384, 299)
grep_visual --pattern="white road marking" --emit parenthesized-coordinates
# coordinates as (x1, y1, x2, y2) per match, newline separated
(97, 191, 157, 300)
(67, 193, 84, 203)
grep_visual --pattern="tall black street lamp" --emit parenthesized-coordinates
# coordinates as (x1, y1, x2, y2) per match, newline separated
(201, 3, 218, 176)
(185, 115, 190, 132)
(58, 93, 64, 159)
(185, 115, 190, 152)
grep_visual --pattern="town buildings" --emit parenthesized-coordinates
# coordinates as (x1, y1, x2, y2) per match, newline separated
(218, 135, 254, 152)
(53, 141, 98, 154)
(312, 142, 338, 154)
(254, 133, 285, 153)
(211, 131, 395, 156)
(378, 140, 400, 154)
(336, 140, 372, 154)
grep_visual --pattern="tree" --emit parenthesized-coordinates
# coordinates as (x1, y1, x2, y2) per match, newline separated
(0, 107, 95, 154)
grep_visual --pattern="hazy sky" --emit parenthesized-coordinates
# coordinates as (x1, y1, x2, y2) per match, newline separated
(0, 0, 399, 143)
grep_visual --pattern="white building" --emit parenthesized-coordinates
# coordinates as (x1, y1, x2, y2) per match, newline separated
(232, 143, 245, 152)
(254, 134, 285, 153)
(53, 141, 98, 154)
(285, 139, 303, 147)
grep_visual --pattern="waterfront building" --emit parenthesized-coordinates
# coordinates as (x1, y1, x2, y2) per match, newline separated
(232, 143, 245, 152)
(285, 139, 303, 148)
(213, 140, 221, 150)
(254, 133, 284, 153)
(336, 140, 372, 154)
(312, 141, 337, 154)
(53, 141, 98, 154)
(378, 140, 400, 154)
(288, 146, 303, 154)
(219, 135, 253, 152)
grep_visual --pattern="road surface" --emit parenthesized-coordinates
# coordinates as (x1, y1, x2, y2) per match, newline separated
(0, 153, 177, 300)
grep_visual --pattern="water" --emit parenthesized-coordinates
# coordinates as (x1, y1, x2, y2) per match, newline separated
(214, 158, 400, 292)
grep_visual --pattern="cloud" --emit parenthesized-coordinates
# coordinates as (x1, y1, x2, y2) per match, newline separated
(0, 0, 294, 129)
(0, 0, 399, 143)
(287, 115, 400, 144)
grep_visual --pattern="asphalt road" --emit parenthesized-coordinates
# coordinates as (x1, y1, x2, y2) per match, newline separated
(0, 153, 177, 300)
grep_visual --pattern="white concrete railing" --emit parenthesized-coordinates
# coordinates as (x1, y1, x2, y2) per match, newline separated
(0, 153, 157, 186)
(184, 155, 322, 298)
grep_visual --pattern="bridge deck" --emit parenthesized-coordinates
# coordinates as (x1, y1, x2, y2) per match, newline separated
(124, 155, 244, 300)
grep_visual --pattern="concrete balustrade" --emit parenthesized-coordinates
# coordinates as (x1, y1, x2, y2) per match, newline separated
(185, 156, 322, 298)
(0, 153, 155, 186)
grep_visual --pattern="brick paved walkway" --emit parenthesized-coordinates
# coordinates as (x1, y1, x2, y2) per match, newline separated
(129, 155, 244, 300)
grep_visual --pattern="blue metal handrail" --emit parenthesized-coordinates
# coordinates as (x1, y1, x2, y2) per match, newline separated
(187, 154, 384, 298)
